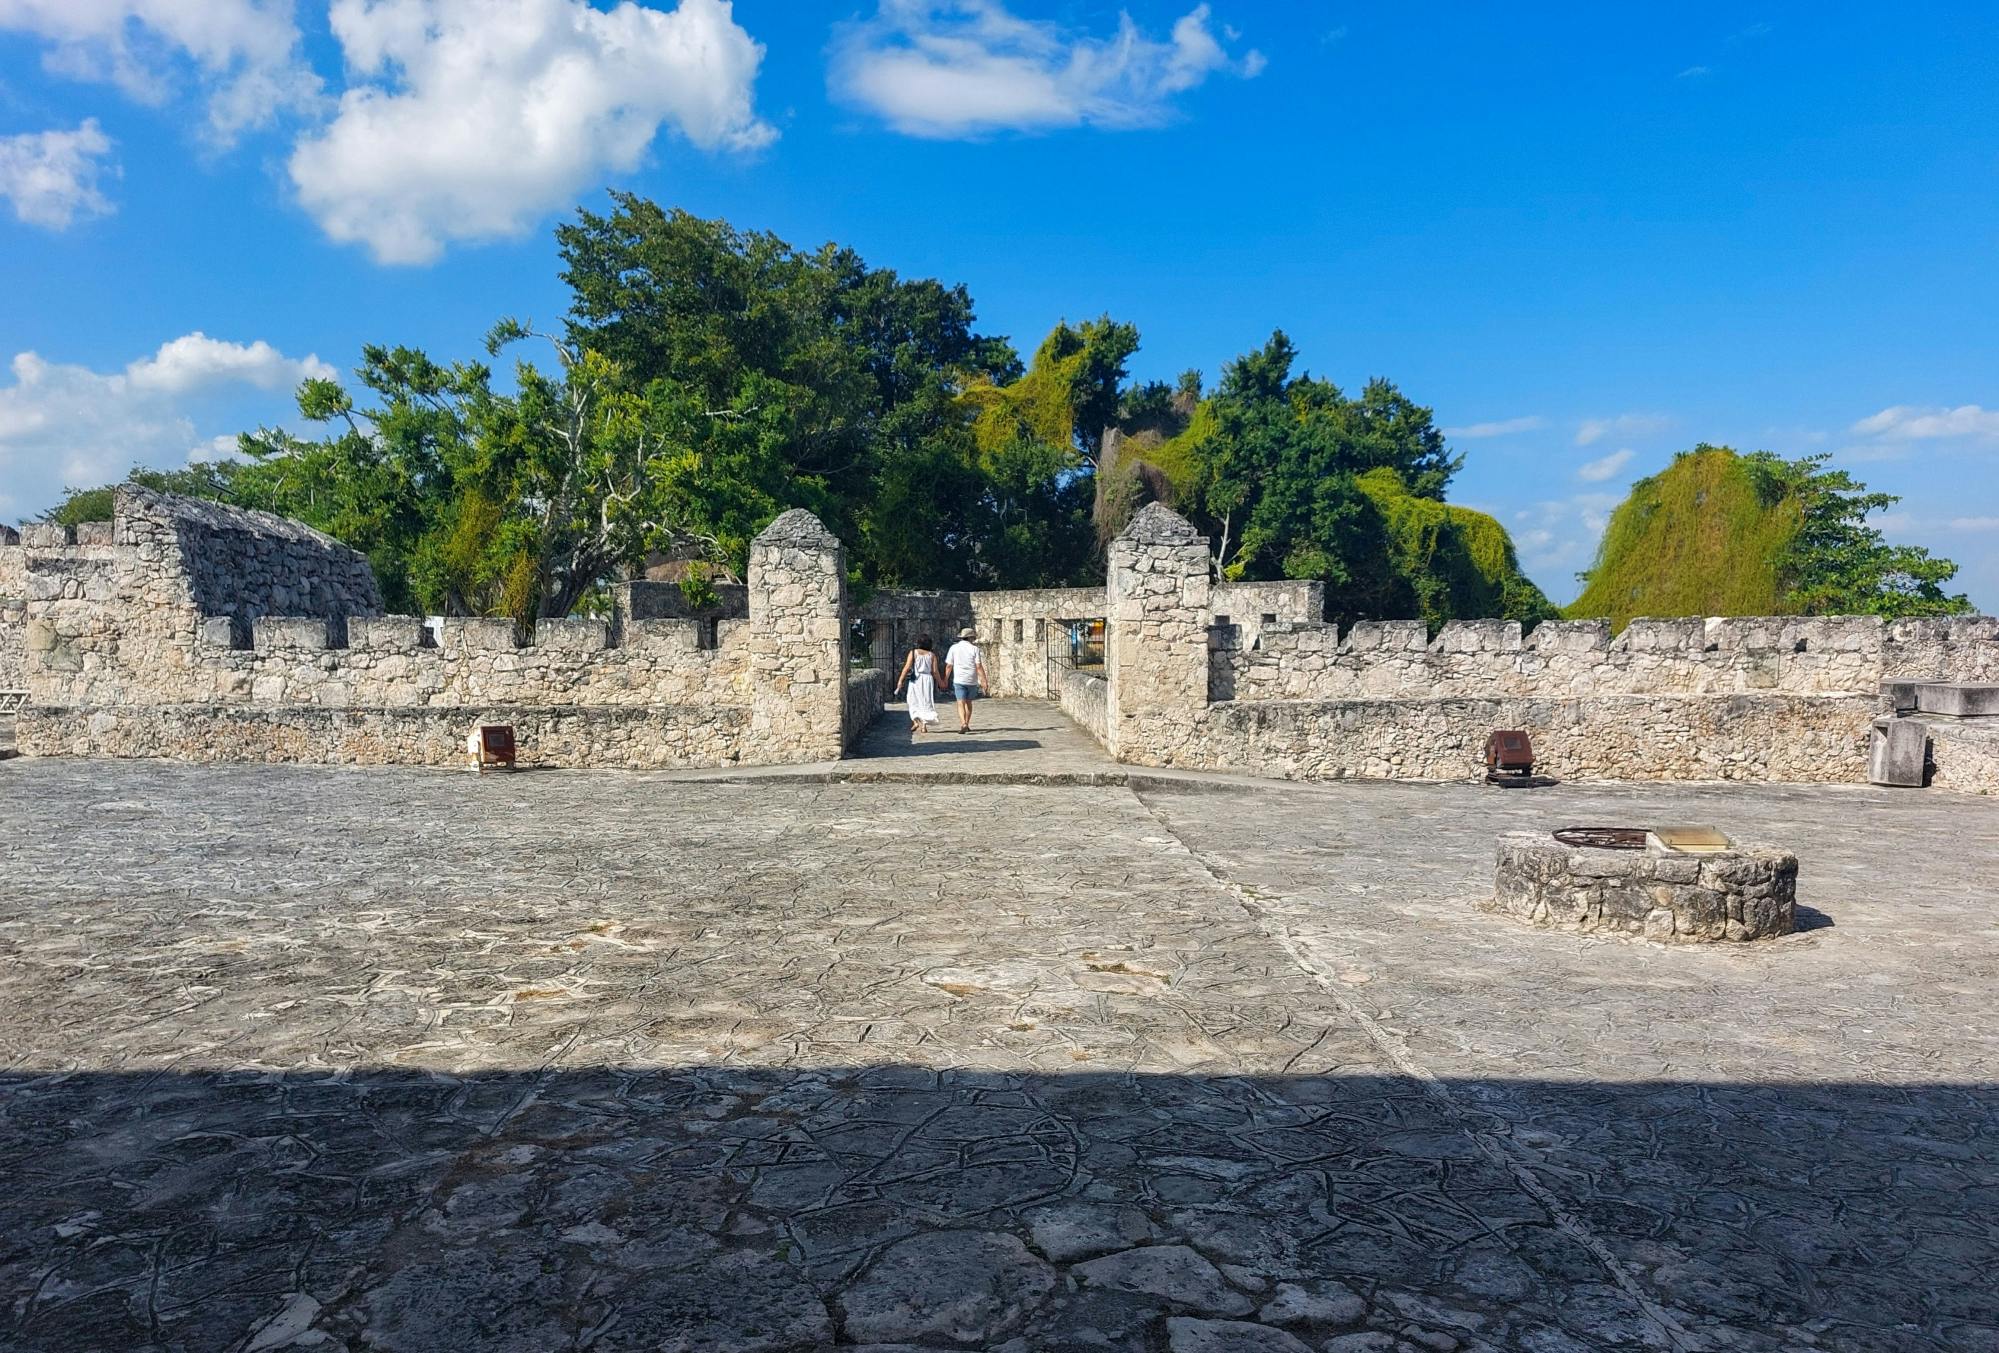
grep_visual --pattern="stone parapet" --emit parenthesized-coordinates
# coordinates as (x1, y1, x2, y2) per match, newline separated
(1176, 693, 1876, 783)
(17, 702, 750, 770)
(1057, 666, 1108, 747)
(845, 667, 888, 750)
(1221, 612, 1996, 703)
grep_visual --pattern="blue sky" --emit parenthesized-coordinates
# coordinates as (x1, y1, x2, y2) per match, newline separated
(1, 1, 1994, 608)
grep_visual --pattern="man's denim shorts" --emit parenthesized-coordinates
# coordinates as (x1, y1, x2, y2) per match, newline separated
(953, 683, 979, 701)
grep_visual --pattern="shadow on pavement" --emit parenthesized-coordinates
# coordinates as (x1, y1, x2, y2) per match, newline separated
(1, 1065, 1991, 1351)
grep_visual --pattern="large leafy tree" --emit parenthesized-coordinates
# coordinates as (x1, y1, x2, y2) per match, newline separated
(555, 196, 1023, 584)
(1743, 451, 1970, 617)
(1176, 333, 1471, 610)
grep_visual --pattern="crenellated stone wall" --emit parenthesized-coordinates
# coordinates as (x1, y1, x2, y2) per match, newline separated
(7, 490, 1992, 786)
(1216, 613, 1993, 703)
(1100, 504, 1998, 787)
(6, 493, 858, 769)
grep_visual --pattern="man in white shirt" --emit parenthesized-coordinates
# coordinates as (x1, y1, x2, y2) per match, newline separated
(942, 627, 989, 734)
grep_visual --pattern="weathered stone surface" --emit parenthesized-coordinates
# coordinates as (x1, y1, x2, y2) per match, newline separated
(605, 1254, 832, 1351)
(1073, 1246, 1254, 1316)
(1915, 681, 1999, 717)
(840, 1232, 1054, 1344)
(1025, 1202, 1152, 1262)
(1, 768, 1998, 1349)
(1488, 832, 1797, 942)
(1165, 1316, 1316, 1352)
(1259, 1279, 1366, 1328)
(1869, 715, 1928, 786)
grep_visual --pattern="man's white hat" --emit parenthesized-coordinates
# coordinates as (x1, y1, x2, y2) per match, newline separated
(959, 627, 977, 639)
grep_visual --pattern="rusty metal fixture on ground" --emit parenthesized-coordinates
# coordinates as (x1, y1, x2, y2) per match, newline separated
(1485, 728, 1534, 775)
(1552, 826, 1648, 850)
(471, 724, 517, 772)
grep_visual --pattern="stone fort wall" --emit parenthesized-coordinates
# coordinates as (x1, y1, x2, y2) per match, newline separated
(1104, 504, 1997, 789)
(6, 491, 1994, 786)
(3, 491, 853, 769)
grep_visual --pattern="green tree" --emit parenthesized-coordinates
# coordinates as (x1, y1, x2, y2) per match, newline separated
(555, 196, 1022, 583)
(1743, 451, 1970, 617)
(1571, 445, 1972, 626)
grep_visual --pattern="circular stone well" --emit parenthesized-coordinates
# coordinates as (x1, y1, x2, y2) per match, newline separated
(1488, 832, 1798, 943)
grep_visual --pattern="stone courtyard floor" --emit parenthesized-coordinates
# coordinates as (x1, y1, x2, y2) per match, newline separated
(0, 756, 1996, 1352)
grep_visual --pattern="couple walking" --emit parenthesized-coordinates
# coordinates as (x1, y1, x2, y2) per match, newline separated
(894, 627, 988, 736)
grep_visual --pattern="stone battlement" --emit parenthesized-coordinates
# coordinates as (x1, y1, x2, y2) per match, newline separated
(173, 612, 751, 709)
(1215, 612, 1997, 703)
(5, 491, 853, 768)
(4, 493, 1992, 786)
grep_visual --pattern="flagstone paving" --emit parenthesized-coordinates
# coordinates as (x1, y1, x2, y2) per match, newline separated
(0, 758, 1994, 1351)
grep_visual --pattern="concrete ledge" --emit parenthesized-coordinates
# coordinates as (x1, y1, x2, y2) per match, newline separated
(1915, 682, 1999, 718)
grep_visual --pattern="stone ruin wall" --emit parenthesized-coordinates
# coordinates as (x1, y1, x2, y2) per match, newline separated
(7, 488, 1995, 786)
(858, 579, 1321, 704)
(6, 492, 855, 769)
(1057, 667, 1109, 747)
(1104, 504, 1998, 789)
(1215, 613, 1999, 703)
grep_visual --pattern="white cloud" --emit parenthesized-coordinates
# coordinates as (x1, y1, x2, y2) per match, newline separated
(1443, 414, 1544, 439)
(288, 0, 773, 265)
(1676, 65, 1710, 79)
(1511, 491, 1624, 598)
(830, 0, 1262, 139)
(1576, 448, 1635, 483)
(0, 333, 332, 518)
(1947, 516, 1999, 532)
(1575, 412, 1670, 446)
(1850, 404, 1999, 442)
(0, 119, 118, 228)
(0, 0, 321, 145)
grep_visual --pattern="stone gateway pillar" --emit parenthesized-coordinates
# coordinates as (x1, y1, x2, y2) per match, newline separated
(747, 509, 850, 764)
(1105, 503, 1212, 764)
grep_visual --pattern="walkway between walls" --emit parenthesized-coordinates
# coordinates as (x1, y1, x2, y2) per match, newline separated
(670, 697, 1123, 784)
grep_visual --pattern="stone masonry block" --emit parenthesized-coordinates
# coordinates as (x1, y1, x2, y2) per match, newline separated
(1703, 617, 1786, 652)
(198, 617, 238, 649)
(1880, 679, 1920, 714)
(535, 617, 610, 653)
(1914, 683, 1999, 718)
(1869, 719, 1930, 787)
(444, 619, 518, 652)
(349, 616, 428, 651)
(20, 523, 72, 548)
(624, 619, 702, 655)
(253, 618, 329, 653)
(1431, 620, 1522, 654)
(1341, 620, 1428, 653)
(1615, 618, 1705, 652)
(1525, 620, 1610, 653)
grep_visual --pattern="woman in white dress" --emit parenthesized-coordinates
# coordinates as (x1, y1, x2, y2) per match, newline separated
(894, 633, 941, 735)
